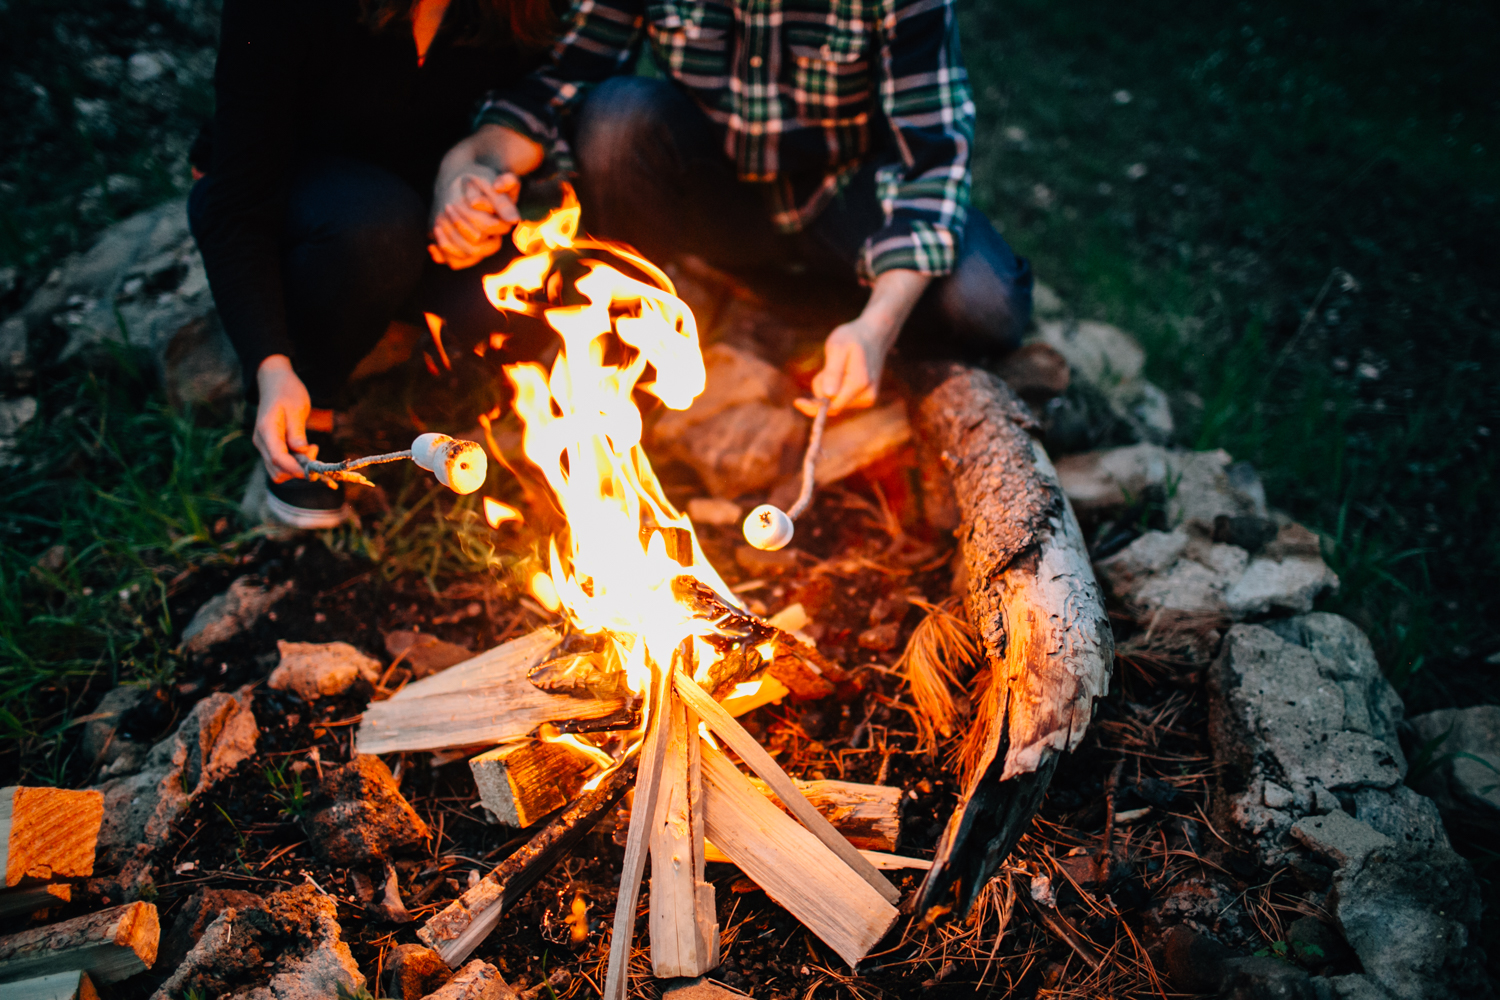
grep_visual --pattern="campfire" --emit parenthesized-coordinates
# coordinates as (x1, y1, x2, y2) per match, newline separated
(358, 191, 905, 996)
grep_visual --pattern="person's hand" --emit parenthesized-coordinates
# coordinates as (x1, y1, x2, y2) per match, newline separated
(254, 355, 315, 483)
(429, 171, 521, 269)
(796, 317, 892, 418)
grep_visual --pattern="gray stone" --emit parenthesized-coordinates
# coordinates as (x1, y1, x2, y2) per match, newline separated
(1055, 443, 1172, 514)
(80, 684, 153, 768)
(1324, 976, 1397, 999)
(1289, 811, 1391, 870)
(1333, 847, 1489, 1000)
(151, 884, 364, 1000)
(305, 756, 429, 863)
(0, 395, 38, 464)
(0, 316, 30, 386)
(1406, 706, 1500, 821)
(268, 640, 381, 701)
(1349, 786, 1449, 853)
(1034, 319, 1175, 442)
(1225, 555, 1340, 618)
(1168, 448, 1269, 529)
(13, 199, 242, 414)
(1209, 618, 1407, 857)
(181, 576, 294, 656)
(95, 690, 259, 864)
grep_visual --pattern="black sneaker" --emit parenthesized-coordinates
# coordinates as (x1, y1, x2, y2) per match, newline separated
(265, 474, 351, 529)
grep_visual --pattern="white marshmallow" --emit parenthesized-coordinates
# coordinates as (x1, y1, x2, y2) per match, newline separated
(411, 433, 488, 494)
(743, 504, 794, 551)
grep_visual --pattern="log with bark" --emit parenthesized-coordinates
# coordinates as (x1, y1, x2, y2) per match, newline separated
(909, 363, 1113, 918)
(0, 902, 158, 985)
(0, 969, 99, 1000)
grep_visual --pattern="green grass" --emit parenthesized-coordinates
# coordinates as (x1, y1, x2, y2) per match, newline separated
(961, 0, 1500, 707)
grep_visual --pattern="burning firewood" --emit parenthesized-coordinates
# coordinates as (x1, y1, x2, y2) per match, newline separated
(1, 787, 103, 887)
(648, 694, 718, 977)
(0, 902, 158, 985)
(469, 739, 602, 828)
(909, 364, 1113, 919)
(742, 778, 902, 852)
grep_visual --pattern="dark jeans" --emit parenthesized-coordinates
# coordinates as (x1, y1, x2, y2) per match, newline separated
(572, 76, 1033, 360)
(188, 155, 531, 408)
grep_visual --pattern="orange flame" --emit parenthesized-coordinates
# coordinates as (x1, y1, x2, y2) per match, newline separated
(483, 497, 523, 528)
(483, 189, 735, 698)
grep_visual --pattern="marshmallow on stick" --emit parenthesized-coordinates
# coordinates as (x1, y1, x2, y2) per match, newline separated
(742, 398, 829, 551)
(297, 433, 488, 494)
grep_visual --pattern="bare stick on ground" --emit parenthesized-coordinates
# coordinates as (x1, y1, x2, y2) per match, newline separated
(0, 788, 103, 886)
(699, 742, 898, 967)
(649, 699, 719, 977)
(357, 629, 628, 754)
(0, 902, 157, 985)
(675, 673, 899, 905)
(910, 364, 1113, 919)
(744, 778, 902, 852)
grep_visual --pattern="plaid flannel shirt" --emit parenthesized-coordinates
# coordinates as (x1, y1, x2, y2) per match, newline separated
(477, 0, 975, 278)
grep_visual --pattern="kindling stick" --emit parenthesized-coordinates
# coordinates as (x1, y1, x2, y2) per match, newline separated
(295, 433, 487, 493)
(742, 397, 829, 551)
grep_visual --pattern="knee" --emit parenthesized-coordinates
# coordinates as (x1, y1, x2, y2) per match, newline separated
(289, 161, 427, 288)
(573, 76, 682, 178)
(929, 215, 1032, 356)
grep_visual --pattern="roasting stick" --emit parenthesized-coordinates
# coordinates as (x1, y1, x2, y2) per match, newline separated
(742, 397, 830, 551)
(674, 672, 901, 904)
(294, 433, 487, 493)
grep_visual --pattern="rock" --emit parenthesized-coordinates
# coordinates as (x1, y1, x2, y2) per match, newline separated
(1168, 450, 1267, 530)
(1217, 956, 1322, 1000)
(305, 755, 429, 863)
(1225, 555, 1340, 618)
(1324, 975, 1397, 999)
(1333, 847, 1489, 1000)
(1031, 281, 1065, 319)
(1208, 616, 1408, 857)
(994, 342, 1070, 400)
(151, 884, 364, 1000)
(385, 944, 451, 1000)
(1054, 443, 1171, 514)
(1347, 786, 1449, 853)
(1289, 811, 1392, 870)
(0, 316, 31, 389)
(421, 960, 516, 1000)
(1055, 445, 1269, 529)
(1034, 319, 1174, 442)
(385, 631, 473, 679)
(268, 640, 381, 700)
(11, 199, 242, 414)
(687, 496, 743, 527)
(1406, 706, 1500, 824)
(648, 343, 806, 498)
(80, 685, 153, 769)
(181, 576, 294, 656)
(95, 690, 260, 864)
(0, 395, 38, 464)
(156, 888, 265, 974)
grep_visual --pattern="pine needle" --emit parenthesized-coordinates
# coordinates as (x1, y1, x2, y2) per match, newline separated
(897, 597, 980, 752)
(953, 665, 1001, 791)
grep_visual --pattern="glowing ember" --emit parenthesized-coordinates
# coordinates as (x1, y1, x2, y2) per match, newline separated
(484, 189, 737, 704)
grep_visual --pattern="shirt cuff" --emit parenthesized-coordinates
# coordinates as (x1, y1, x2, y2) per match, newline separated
(859, 220, 961, 281)
(474, 101, 557, 150)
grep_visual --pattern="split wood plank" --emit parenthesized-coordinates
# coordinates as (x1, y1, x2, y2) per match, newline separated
(813, 403, 911, 487)
(0, 970, 98, 1000)
(602, 663, 675, 1000)
(421, 759, 637, 966)
(0, 788, 103, 886)
(702, 842, 930, 870)
(0, 885, 70, 921)
(745, 778, 900, 852)
(910, 363, 1112, 918)
(470, 741, 597, 828)
(357, 629, 628, 754)
(0, 902, 157, 985)
(674, 673, 899, 905)
(649, 699, 719, 978)
(699, 743, 898, 967)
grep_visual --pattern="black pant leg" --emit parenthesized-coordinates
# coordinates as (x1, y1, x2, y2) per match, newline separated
(278, 155, 427, 407)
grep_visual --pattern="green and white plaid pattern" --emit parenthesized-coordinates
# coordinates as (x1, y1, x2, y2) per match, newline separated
(478, 0, 974, 277)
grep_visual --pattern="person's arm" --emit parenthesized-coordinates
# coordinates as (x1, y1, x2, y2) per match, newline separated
(804, 0, 973, 413)
(427, 0, 648, 266)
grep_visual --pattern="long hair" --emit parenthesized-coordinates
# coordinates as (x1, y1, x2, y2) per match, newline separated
(361, 0, 558, 52)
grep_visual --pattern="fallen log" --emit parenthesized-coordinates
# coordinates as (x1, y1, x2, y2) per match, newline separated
(0, 902, 158, 985)
(699, 742, 898, 967)
(909, 364, 1112, 919)
(0, 969, 98, 1000)
(470, 741, 598, 828)
(419, 758, 637, 966)
(649, 698, 719, 977)
(357, 629, 629, 754)
(1, 788, 103, 886)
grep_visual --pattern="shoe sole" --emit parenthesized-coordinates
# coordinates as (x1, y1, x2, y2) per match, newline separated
(264, 491, 352, 530)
